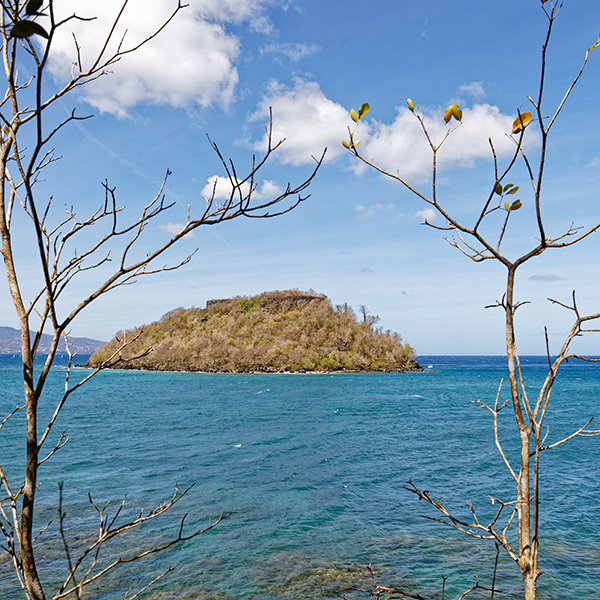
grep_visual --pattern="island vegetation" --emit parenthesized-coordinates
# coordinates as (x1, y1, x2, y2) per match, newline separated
(87, 290, 421, 373)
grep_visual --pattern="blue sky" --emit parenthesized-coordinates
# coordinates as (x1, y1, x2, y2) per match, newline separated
(2, 0, 599, 355)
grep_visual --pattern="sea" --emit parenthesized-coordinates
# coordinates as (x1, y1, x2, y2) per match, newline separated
(0, 355, 599, 599)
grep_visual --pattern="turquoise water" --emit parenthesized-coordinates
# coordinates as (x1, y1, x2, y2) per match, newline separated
(0, 355, 599, 599)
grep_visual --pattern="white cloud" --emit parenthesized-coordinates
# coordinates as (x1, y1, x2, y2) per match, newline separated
(194, 0, 277, 32)
(248, 78, 529, 180)
(360, 103, 522, 181)
(415, 207, 437, 222)
(250, 78, 351, 166)
(158, 223, 196, 238)
(356, 203, 395, 219)
(260, 42, 321, 62)
(201, 175, 284, 201)
(459, 81, 486, 100)
(256, 179, 285, 198)
(44, 0, 277, 117)
(247, 79, 524, 179)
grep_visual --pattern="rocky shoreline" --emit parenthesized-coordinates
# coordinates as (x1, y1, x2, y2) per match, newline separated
(88, 357, 425, 374)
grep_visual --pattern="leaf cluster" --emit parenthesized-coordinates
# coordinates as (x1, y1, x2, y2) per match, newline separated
(10, 0, 49, 39)
(88, 290, 420, 373)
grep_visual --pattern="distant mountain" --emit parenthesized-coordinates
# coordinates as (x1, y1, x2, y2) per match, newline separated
(0, 326, 104, 355)
(88, 290, 422, 373)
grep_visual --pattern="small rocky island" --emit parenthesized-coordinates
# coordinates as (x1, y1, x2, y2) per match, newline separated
(87, 290, 422, 373)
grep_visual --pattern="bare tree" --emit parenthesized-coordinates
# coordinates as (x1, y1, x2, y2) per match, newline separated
(345, 2, 599, 599)
(358, 305, 380, 331)
(0, 1, 324, 598)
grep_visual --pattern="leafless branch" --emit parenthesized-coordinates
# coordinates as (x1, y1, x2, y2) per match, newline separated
(533, 418, 600, 455)
(124, 567, 175, 600)
(54, 484, 230, 599)
(473, 381, 517, 482)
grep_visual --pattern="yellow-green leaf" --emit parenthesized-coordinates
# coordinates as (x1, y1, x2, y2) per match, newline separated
(444, 104, 462, 124)
(342, 140, 351, 149)
(407, 98, 414, 112)
(510, 200, 522, 210)
(512, 111, 532, 134)
(350, 108, 358, 123)
(353, 140, 361, 148)
(507, 186, 519, 195)
(494, 182, 503, 195)
(443, 105, 453, 124)
(358, 103, 370, 119)
(504, 201, 510, 211)
(503, 183, 514, 192)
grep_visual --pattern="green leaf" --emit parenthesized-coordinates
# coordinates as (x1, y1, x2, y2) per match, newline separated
(407, 98, 414, 112)
(25, 0, 44, 15)
(510, 200, 522, 211)
(342, 140, 351, 149)
(350, 108, 358, 123)
(358, 103, 370, 119)
(503, 184, 514, 192)
(506, 186, 519, 195)
(494, 182, 503, 195)
(11, 20, 49, 39)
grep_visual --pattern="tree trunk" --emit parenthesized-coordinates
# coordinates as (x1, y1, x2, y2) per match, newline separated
(21, 373, 46, 600)
(523, 571, 537, 600)
(507, 268, 537, 600)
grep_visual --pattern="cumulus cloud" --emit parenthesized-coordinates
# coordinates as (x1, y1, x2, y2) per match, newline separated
(248, 78, 524, 178)
(415, 207, 437, 222)
(355, 203, 395, 219)
(201, 175, 284, 201)
(250, 77, 351, 165)
(44, 0, 277, 117)
(260, 42, 321, 62)
(195, 0, 277, 32)
(359, 103, 521, 181)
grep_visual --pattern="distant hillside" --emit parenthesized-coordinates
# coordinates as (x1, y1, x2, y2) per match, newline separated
(88, 290, 422, 373)
(0, 326, 104, 355)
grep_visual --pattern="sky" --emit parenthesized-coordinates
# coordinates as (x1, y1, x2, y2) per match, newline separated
(2, 0, 599, 355)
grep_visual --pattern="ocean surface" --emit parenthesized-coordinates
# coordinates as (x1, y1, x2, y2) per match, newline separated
(0, 355, 599, 599)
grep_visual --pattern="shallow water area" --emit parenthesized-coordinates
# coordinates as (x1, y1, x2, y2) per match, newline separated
(0, 355, 599, 599)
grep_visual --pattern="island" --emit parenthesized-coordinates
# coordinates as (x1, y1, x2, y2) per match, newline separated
(87, 290, 422, 373)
